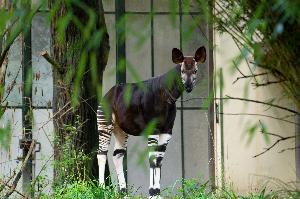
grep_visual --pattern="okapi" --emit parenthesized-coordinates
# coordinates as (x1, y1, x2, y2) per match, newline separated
(97, 46, 206, 198)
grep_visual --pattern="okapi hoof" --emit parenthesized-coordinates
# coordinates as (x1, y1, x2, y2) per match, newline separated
(149, 188, 161, 198)
(120, 187, 127, 193)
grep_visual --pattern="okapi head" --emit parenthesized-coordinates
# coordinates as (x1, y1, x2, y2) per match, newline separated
(172, 46, 206, 93)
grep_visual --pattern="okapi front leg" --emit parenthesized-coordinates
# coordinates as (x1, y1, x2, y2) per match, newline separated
(112, 128, 128, 192)
(97, 105, 113, 186)
(148, 134, 172, 198)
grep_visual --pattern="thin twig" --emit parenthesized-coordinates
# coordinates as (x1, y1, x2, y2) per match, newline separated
(278, 146, 300, 153)
(219, 112, 299, 126)
(178, 96, 299, 115)
(251, 79, 286, 87)
(253, 134, 295, 158)
(40, 51, 62, 73)
(224, 95, 299, 115)
(59, 107, 74, 119)
(0, 179, 27, 198)
(0, 46, 10, 71)
(79, 96, 97, 114)
(1, 64, 22, 104)
(4, 140, 36, 198)
(37, 101, 71, 131)
(262, 132, 293, 140)
(232, 37, 259, 84)
(233, 72, 268, 84)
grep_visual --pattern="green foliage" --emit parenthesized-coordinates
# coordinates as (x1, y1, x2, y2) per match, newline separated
(45, 181, 126, 199)
(212, 0, 300, 110)
(42, 177, 300, 199)
(54, 115, 92, 186)
(0, 0, 42, 49)
(0, 122, 11, 150)
(175, 179, 210, 198)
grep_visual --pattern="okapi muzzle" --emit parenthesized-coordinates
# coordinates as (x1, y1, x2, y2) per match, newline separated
(97, 46, 206, 198)
(172, 47, 206, 93)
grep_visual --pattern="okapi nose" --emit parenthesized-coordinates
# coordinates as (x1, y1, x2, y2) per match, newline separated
(185, 85, 193, 93)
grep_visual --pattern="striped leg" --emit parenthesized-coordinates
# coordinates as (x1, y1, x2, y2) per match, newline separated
(112, 128, 128, 193)
(148, 134, 172, 198)
(97, 105, 113, 186)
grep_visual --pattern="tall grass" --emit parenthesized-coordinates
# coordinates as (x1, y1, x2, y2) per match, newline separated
(42, 178, 300, 199)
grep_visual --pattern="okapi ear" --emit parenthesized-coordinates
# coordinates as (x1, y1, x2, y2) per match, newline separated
(172, 48, 184, 64)
(194, 46, 206, 63)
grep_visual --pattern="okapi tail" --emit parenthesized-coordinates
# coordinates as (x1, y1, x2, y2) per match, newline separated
(97, 105, 113, 154)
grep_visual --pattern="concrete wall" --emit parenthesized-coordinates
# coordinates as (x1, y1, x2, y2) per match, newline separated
(214, 32, 296, 193)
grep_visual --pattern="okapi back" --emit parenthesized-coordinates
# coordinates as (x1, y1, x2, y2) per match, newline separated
(102, 65, 183, 136)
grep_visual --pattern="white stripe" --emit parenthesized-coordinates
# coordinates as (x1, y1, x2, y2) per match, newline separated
(149, 168, 154, 189)
(97, 154, 107, 185)
(153, 167, 161, 189)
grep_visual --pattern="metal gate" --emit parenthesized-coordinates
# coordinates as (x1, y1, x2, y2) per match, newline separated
(0, 4, 54, 196)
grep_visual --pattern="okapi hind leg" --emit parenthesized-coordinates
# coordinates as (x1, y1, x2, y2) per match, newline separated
(97, 105, 113, 186)
(112, 128, 128, 193)
(148, 133, 172, 198)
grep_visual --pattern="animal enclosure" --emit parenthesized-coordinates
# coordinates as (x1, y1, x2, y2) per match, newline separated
(0, 0, 299, 198)
(0, 0, 213, 197)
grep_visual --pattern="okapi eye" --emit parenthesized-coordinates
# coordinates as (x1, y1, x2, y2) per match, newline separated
(181, 70, 184, 74)
(193, 70, 197, 74)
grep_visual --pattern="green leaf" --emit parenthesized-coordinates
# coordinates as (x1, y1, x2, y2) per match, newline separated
(246, 122, 259, 145)
(142, 118, 158, 138)
(101, 98, 111, 122)
(126, 62, 146, 92)
(259, 120, 270, 144)
(72, 51, 87, 107)
(123, 84, 132, 107)
(202, 92, 214, 109)
(56, 13, 72, 43)
(0, 122, 12, 151)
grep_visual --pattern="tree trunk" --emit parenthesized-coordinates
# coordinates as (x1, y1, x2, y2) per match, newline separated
(49, 0, 109, 183)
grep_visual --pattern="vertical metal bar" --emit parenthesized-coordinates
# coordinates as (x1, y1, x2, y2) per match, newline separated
(22, 4, 33, 196)
(207, 0, 216, 190)
(115, 0, 127, 186)
(179, 0, 185, 197)
(116, 0, 126, 84)
(219, 68, 225, 187)
(150, 0, 154, 77)
(296, 114, 300, 189)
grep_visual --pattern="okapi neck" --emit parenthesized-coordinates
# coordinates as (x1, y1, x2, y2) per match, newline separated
(161, 65, 184, 104)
